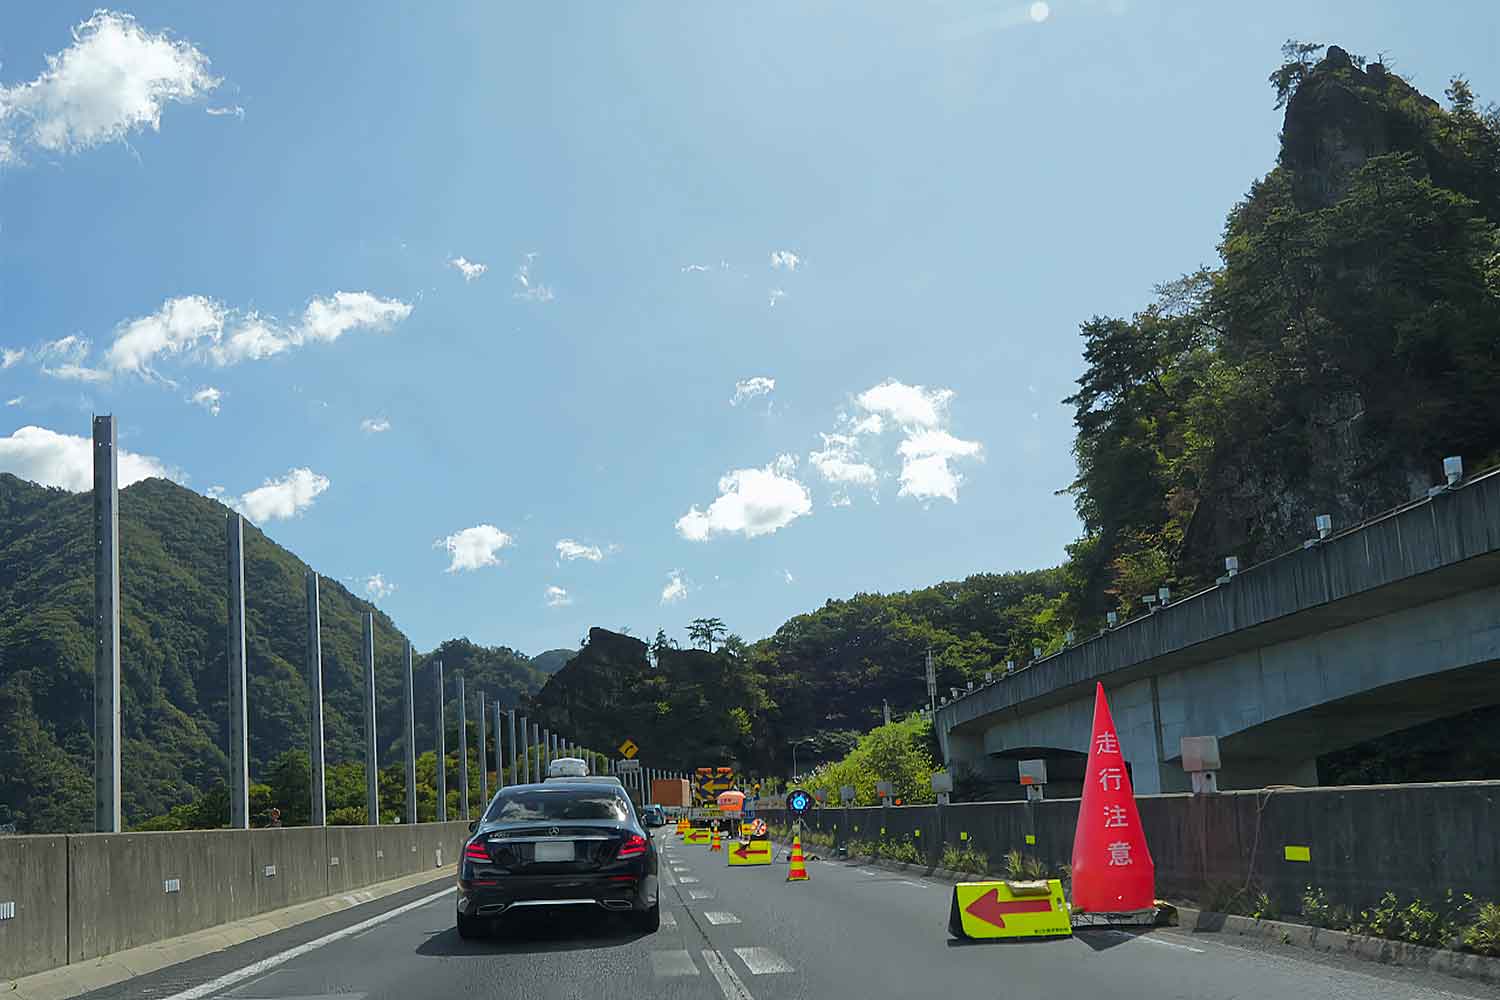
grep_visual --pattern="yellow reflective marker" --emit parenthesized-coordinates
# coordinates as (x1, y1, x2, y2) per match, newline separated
(727, 838, 773, 867)
(914, 829, 921, 838)
(880, 827, 886, 836)
(949, 879, 1072, 939)
(960, 831, 969, 841)
(1284, 845, 1311, 862)
(1025, 834, 1036, 845)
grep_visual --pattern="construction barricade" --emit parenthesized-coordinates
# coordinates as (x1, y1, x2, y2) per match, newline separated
(947, 879, 1072, 940)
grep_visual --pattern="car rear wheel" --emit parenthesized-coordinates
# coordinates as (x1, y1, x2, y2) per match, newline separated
(456, 912, 487, 939)
(633, 898, 661, 933)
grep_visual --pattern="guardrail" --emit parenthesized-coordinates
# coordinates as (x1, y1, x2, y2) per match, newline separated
(0, 821, 470, 981)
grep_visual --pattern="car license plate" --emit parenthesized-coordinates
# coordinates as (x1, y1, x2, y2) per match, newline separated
(534, 841, 574, 862)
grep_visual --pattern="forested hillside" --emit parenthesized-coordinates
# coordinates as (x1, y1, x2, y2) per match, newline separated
(0, 474, 550, 832)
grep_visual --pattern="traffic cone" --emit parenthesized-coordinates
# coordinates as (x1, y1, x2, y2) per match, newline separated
(786, 835, 810, 881)
(710, 828, 722, 852)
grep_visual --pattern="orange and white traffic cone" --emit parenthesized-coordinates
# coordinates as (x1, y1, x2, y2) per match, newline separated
(786, 834, 810, 881)
(710, 828, 722, 852)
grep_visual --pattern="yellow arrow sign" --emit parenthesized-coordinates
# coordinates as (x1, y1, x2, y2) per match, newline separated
(618, 739, 639, 759)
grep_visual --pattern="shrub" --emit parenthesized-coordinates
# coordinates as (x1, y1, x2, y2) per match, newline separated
(941, 844, 990, 875)
(1002, 849, 1047, 880)
(1350, 890, 1475, 948)
(1463, 902, 1500, 956)
(1301, 886, 1352, 930)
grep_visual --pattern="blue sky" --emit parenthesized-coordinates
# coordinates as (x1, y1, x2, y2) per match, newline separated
(2, 2, 1496, 656)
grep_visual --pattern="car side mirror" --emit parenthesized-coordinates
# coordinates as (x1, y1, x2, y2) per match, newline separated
(468, 820, 478, 834)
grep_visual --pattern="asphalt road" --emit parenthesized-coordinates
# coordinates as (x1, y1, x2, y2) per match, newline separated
(83, 830, 1499, 1000)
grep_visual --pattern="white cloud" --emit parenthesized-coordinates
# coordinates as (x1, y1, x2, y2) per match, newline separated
(896, 428, 983, 502)
(78, 292, 413, 376)
(364, 573, 396, 600)
(556, 539, 604, 562)
(513, 254, 555, 302)
(770, 250, 801, 271)
(783, 569, 795, 584)
(5, 397, 22, 407)
(43, 363, 111, 383)
(730, 376, 775, 407)
(360, 417, 390, 433)
(205, 104, 244, 119)
(681, 264, 711, 273)
(0, 11, 219, 166)
(850, 413, 884, 436)
(768, 288, 786, 307)
(808, 432, 879, 499)
(190, 386, 221, 415)
(660, 570, 688, 605)
(545, 585, 572, 608)
(236, 467, 330, 522)
(0, 425, 181, 490)
(435, 524, 513, 572)
(676, 453, 812, 541)
(856, 379, 954, 430)
(2, 348, 23, 368)
(448, 256, 487, 281)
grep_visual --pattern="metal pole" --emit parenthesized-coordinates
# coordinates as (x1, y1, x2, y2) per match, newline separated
(92, 415, 121, 833)
(518, 716, 529, 783)
(501, 704, 513, 791)
(306, 572, 326, 826)
(402, 640, 416, 826)
(457, 674, 469, 821)
(532, 723, 541, 781)
(362, 613, 379, 825)
(542, 728, 551, 773)
(226, 513, 250, 830)
(506, 710, 517, 788)
(479, 691, 489, 804)
(434, 659, 446, 822)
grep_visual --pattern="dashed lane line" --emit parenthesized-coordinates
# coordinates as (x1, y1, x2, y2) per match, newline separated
(703, 911, 741, 925)
(702, 948, 756, 1000)
(733, 947, 795, 975)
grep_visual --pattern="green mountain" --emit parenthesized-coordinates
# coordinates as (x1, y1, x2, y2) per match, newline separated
(0, 473, 549, 833)
(528, 648, 577, 676)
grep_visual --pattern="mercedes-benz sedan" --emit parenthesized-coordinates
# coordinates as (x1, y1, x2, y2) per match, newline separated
(457, 781, 660, 938)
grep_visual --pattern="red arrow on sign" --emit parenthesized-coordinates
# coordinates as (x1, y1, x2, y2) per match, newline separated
(731, 842, 770, 861)
(963, 890, 1054, 928)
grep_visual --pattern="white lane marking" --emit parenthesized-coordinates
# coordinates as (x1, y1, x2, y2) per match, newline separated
(898, 880, 926, 888)
(702, 948, 756, 1000)
(661, 864, 675, 887)
(703, 911, 740, 925)
(1125, 932, 1205, 954)
(157, 886, 453, 1000)
(733, 947, 794, 975)
(650, 950, 700, 977)
(688, 888, 713, 900)
(660, 911, 678, 929)
(859, 869, 883, 877)
(679, 876, 701, 884)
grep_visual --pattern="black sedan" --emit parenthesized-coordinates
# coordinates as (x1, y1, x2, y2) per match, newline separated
(457, 781, 660, 938)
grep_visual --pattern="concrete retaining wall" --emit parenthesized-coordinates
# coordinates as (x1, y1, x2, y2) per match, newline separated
(0, 821, 470, 980)
(0, 834, 68, 979)
(766, 779, 1500, 913)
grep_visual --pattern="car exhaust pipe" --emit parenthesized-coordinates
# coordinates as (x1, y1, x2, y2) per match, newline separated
(598, 899, 633, 911)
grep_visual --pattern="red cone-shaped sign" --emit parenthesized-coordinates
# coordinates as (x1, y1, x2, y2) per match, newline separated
(1069, 682, 1155, 912)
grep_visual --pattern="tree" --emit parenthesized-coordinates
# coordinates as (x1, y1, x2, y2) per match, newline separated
(686, 617, 728, 652)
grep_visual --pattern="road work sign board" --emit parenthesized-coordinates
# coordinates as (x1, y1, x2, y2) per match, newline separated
(948, 879, 1072, 940)
(618, 739, 638, 759)
(685, 827, 712, 845)
(727, 838, 773, 867)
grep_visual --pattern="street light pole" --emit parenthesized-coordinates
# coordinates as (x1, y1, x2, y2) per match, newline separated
(790, 738, 813, 782)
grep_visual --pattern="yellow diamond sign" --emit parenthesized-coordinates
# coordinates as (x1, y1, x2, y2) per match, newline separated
(618, 739, 639, 759)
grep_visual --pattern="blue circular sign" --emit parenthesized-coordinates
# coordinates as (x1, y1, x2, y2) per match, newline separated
(788, 790, 811, 816)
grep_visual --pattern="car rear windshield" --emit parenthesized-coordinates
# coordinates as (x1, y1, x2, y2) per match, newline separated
(484, 788, 629, 823)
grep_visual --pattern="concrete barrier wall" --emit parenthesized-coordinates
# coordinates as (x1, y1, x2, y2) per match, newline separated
(767, 780, 1500, 913)
(0, 834, 69, 979)
(0, 821, 467, 980)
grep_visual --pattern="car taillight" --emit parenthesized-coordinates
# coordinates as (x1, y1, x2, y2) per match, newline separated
(464, 841, 491, 863)
(618, 834, 647, 859)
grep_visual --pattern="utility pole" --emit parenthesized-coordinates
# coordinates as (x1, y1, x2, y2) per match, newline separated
(226, 513, 250, 830)
(434, 660, 446, 822)
(402, 640, 416, 825)
(307, 572, 326, 826)
(92, 415, 121, 833)
(493, 702, 504, 792)
(362, 613, 379, 825)
(507, 710, 518, 787)
(457, 673, 469, 821)
(479, 691, 489, 804)
(518, 716, 530, 783)
(925, 647, 936, 720)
